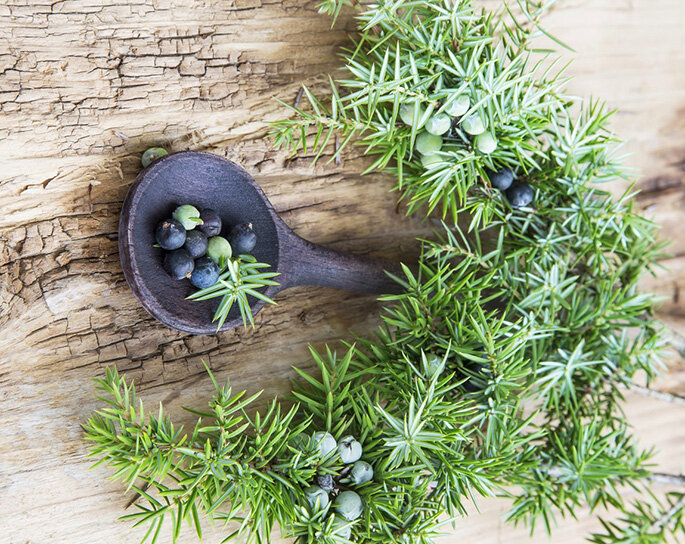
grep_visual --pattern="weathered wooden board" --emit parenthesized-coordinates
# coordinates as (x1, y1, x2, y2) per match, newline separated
(0, 1, 683, 543)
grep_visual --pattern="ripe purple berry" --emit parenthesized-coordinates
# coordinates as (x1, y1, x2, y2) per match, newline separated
(316, 474, 335, 492)
(198, 208, 222, 237)
(506, 182, 535, 208)
(183, 230, 208, 259)
(163, 248, 194, 280)
(190, 257, 220, 289)
(229, 223, 257, 254)
(155, 219, 186, 250)
(486, 167, 514, 191)
(461, 358, 487, 393)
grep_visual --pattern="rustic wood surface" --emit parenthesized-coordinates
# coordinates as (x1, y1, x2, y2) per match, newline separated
(0, 1, 683, 543)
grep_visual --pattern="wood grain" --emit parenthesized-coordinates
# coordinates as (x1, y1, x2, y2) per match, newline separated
(0, 1, 683, 543)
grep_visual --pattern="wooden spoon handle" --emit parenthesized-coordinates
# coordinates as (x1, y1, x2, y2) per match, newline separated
(277, 234, 404, 295)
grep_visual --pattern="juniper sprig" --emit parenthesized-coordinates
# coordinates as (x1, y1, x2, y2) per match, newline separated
(187, 255, 279, 329)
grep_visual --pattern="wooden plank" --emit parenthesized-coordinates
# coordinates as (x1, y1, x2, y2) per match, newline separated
(0, 1, 683, 543)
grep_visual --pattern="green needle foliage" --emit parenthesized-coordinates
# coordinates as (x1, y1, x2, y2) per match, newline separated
(590, 492, 684, 544)
(187, 255, 279, 329)
(84, 365, 314, 544)
(85, 0, 683, 543)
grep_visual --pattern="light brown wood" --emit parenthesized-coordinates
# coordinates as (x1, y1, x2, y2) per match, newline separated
(0, 1, 683, 543)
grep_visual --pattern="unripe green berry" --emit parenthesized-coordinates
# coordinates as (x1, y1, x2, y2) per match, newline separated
(337, 436, 363, 464)
(421, 154, 442, 168)
(206, 236, 232, 265)
(172, 205, 202, 230)
(424, 353, 444, 378)
(475, 131, 497, 154)
(304, 485, 329, 510)
(141, 147, 168, 168)
(311, 431, 337, 458)
(334, 490, 363, 521)
(350, 460, 374, 485)
(331, 516, 352, 539)
(425, 113, 451, 136)
(444, 95, 470, 117)
(461, 115, 486, 136)
(415, 132, 443, 155)
(292, 434, 310, 451)
(399, 103, 425, 128)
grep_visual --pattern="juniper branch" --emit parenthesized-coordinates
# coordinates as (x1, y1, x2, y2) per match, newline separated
(628, 383, 685, 406)
(86, 1, 674, 543)
(649, 474, 685, 489)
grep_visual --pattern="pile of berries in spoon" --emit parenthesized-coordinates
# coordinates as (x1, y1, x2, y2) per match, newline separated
(155, 204, 257, 289)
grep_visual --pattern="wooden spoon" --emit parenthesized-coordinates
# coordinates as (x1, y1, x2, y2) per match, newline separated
(119, 151, 403, 335)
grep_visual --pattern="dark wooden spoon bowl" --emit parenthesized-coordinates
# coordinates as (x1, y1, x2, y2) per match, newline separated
(119, 151, 403, 335)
